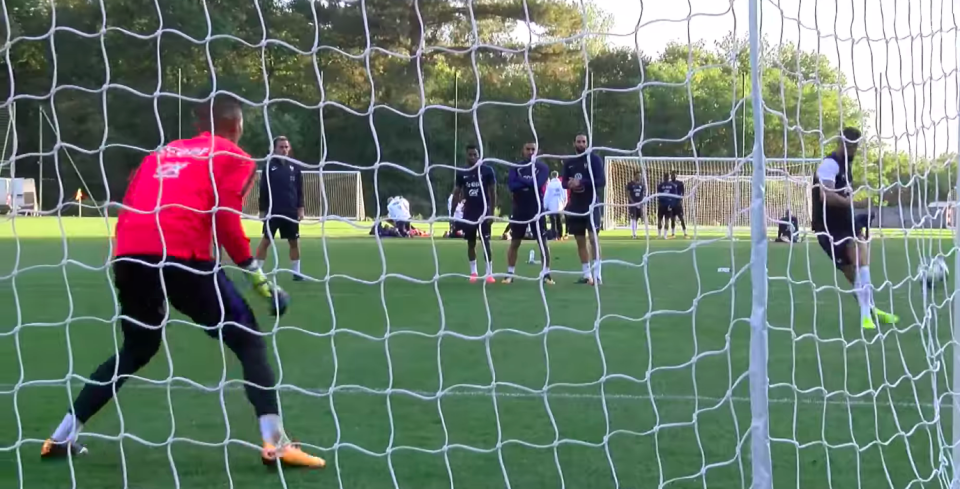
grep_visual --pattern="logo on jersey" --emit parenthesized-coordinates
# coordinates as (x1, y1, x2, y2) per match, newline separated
(154, 163, 189, 179)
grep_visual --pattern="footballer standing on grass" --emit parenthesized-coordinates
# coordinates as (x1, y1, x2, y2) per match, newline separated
(812, 127, 897, 330)
(669, 170, 688, 238)
(626, 170, 645, 239)
(656, 173, 677, 239)
(563, 134, 605, 285)
(255, 136, 305, 280)
(503, 142, 554, 285)
(39, 95, 325, 469)
(453, 144, 497, 283)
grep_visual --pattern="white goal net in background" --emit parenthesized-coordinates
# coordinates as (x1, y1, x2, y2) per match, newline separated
(243, 170, 365, 220)
(604, 157, 818, 231)
(2, 1, 960, 489)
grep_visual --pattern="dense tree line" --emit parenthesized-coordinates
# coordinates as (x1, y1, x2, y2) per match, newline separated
(3, 0, 953, 217)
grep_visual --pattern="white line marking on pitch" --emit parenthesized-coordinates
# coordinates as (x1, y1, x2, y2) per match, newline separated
(0, 382, 943, 410)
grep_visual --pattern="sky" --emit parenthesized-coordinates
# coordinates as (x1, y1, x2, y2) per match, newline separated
(534, 0, 960, 158)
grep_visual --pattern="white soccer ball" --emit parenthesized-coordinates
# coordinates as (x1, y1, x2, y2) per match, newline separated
(918, 256, 948, 286)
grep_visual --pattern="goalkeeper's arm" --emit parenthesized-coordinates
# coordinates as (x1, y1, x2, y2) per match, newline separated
(215, 156, 289, 315)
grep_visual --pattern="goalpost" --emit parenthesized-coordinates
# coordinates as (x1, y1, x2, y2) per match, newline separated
(242, 170, 365, 220)
(604, 157, 819, 232)
(3, 1, 960, 488)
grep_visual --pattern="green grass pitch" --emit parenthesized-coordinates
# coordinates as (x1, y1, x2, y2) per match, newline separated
(0, 218, 954, 488)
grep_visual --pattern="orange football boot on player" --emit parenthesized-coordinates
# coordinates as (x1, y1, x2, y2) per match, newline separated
(262, 437, 326, 469)
(40, 439, 88, 459)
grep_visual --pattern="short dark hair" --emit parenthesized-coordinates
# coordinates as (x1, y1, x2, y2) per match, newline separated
(273, 136, 289, 145)
(842, 127, 861, 143)
(465, 144, 478, 152)
(195, 93, 243, 127)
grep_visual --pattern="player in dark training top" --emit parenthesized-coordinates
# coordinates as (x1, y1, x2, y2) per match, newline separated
(812, 127, 897, 331)
(656, 173, 677, 239)
(38, 95, 324, 468)
(504, 142, 554, 284)
(669, 170, 687, 238)
(563, 134, 606, 285)
(626, 171, 645, 239)
(454, 144, 497, 283)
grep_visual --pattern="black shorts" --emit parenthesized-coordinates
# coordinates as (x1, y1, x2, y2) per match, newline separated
(629, 205, 644, 220)
(566, 209, 598, 236)
(462, 217, 492, 242)
(672, 204, 684, 218)
(816, 231, 855, 269)
(657, 204, 673, 220)
(263, 215, 300, 240)
(113, 256, 261, 337)
(509, 215, 548, 242)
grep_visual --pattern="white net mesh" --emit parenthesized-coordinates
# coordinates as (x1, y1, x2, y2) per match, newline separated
(1, 0, 960, 488)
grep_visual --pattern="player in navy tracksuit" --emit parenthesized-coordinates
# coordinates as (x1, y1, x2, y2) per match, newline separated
(255, 136, 305, 279)
(454, 144, 497, 283)
(563, 134, 605, 284)
(503, 142, 554, 284)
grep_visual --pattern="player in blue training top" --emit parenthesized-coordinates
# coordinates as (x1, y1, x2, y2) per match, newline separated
(563, 134, 605, 285)
(504, 142, 554, 284)
(656, 172, 677, 239)
(453, 144, 497, 283)
(626, 171, 645, 239)
(669, 170, 688, 238)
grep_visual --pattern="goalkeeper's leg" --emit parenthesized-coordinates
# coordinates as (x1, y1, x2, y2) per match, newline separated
(43, 258, 167, 458)
(177, 269, 325, 468)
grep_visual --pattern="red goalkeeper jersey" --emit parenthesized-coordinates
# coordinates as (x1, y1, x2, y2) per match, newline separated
(115, 132, 255, 265)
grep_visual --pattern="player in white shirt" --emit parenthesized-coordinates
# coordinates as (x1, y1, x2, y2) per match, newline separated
(544, 171, 566, 239)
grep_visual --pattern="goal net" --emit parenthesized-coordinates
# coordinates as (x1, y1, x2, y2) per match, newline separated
(243, 170, 365, 220)
(2, 0, 960, 489)
(604, 157, 818, 231)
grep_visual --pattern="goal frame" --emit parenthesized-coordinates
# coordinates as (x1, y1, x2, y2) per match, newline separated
(243, 169, 365, 220)
(602, 156, 821, 232)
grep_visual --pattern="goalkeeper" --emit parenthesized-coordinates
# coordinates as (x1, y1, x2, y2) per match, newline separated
(40, 95, 325, 469)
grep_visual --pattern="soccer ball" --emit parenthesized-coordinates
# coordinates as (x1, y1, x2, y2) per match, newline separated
(918, 256, 948, 287)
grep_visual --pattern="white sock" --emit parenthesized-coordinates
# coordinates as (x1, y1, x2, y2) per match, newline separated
(856, 267, 874, 318)
(51, 412, 79, 443)
(469, 260, 478, 275)
(507, 266, 515, 274)
(543, 267, 551, 276)
(593, 259, 602, 279)
(291, 260, 301, 274)
(485, 260, 493, 276)
(630, 219, 637, 236)
(582, 263, 591, 278)
(259, 414, 283, 444)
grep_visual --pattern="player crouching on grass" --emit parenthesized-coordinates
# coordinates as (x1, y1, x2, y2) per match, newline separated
(563, 134, 605, 285)
(813, 127, 897, 331)
(453, 144, 497, 283)
(503, 142, 554, 285)
(40, 95, 325, 469)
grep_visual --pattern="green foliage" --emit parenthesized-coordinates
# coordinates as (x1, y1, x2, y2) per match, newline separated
(4, 0, 949, 216)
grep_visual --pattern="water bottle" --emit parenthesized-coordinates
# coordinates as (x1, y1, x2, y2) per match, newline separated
(528, 250, 536, 264)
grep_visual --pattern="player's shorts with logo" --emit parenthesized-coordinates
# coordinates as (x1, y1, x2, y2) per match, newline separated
(629, 204, 645, 220)
(816, 222, 856, 269)
(263, 215, 300, 240)
(509, 212, 548, 242)
(461, 213, 492, 241)
(657, 204, 673, 220)
(672, 203, 684, 218)
(565, 203, 599, 236)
